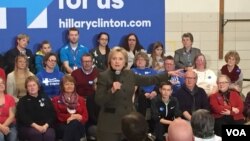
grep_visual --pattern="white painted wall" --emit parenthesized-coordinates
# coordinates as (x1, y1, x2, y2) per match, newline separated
(166, 0, 250, 13)
(164, 0, 250, 95)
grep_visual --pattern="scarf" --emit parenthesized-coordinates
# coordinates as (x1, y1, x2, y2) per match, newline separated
(220, 64, 241, 83)
(219, 90, 230, 105)
(60, 92, 78, 110)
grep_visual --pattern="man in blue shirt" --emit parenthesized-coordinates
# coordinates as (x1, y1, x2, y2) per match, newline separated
(60, 27, 89, 74)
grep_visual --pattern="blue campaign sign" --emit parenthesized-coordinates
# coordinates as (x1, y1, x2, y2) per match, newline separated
(0, 0, 165, 54)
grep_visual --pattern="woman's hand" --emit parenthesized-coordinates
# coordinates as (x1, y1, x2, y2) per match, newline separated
(111, 82, 122, 93)
(42, 123, 49, 132)
(232, 107, 240, 114)
(144, 91, 157, 100)
(220, 109, 231, 115)
(0, 124, 10, 135)
(67, 114, 82, 123)
(168, 69, 184, 77)
(71, 114, 82, 121)
(31, 123, 47, 133)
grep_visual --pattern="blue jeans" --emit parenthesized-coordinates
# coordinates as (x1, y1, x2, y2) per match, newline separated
(0, 124, 18, 141)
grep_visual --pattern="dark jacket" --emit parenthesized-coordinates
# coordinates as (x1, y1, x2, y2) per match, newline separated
(151, 95, 181, 141)
(173, 85, 210, 119)
(151, 95, 182, 122)
(95, 69, 169, 133)
(4, 47, 34, 74)
(90, 47, 110, 72)
(16, 92, 56, 127)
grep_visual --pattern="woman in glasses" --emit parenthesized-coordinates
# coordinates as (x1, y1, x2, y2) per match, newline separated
(36, 53, 64, 98)
(121, 33, 145, 69)
(90, 32, 110, 72)
(209, 74, 245, 136)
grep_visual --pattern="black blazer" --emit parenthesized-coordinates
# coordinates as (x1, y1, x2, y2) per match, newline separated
(4, 47, 34, 74)
(95, 69, 169, 133)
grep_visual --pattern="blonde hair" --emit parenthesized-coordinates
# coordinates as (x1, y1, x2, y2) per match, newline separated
(14, 54, 30, 77)
(217, 74, 231, 83)
(17, 34, 30, 42)
(107, 46, 128, 69)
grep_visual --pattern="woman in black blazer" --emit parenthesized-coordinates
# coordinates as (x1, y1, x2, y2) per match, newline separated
(95, 46, 181, 141)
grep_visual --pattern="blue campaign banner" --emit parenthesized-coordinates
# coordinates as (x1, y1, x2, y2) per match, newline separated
(0, 0, 165, 54)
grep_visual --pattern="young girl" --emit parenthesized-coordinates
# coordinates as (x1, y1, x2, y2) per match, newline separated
(150, 41, 165, 73)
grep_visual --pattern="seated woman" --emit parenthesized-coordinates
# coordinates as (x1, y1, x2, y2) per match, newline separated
(0, 77, 17, 141)
(149, 41, 165, 73)
(131, 52, 158, 118)
(193, 53, 217, 96)
(209, 74, 245, 136)
(52, 75, 88, 141)
(7, 54, 34, 102)
(218, 51, 243, 93)
(16, 76, 56, 141)
(36, 53, 64, 98)
(151, 81, 181, 141)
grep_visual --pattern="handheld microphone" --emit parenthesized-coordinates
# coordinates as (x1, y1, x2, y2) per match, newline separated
(114, 70, 121, 82)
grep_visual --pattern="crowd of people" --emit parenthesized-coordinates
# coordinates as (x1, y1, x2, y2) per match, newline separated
(0, 28, 249, 141)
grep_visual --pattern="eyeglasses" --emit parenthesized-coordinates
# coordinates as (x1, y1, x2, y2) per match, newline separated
(218, 81, 229, 85)
(48, 59, 57, 63)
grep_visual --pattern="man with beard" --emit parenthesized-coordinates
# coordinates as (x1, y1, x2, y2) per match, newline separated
(60, 27, 89, 74)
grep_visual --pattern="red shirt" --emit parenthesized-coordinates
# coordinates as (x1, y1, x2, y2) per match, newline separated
(52, 95, 88, 124)
(0, 68, 6, 81)
(209, 90, 244, 120)
(0, 94, 15, 123)
(71, 68, 98, 98)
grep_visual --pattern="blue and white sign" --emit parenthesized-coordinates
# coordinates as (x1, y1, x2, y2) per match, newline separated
(0, 0, 165, 53)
